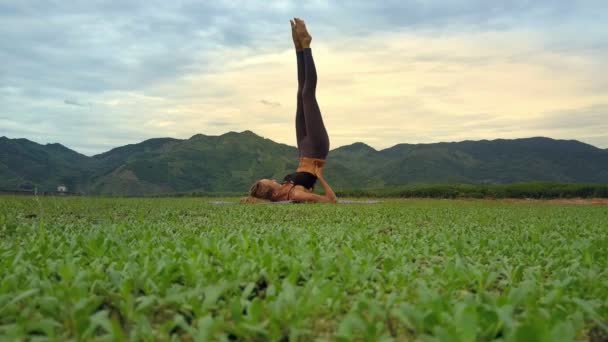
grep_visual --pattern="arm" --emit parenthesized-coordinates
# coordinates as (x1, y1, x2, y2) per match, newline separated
(317, 175, 337, 202)
(291, 167, 337, 203)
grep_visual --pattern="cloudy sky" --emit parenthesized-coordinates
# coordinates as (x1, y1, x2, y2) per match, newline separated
(1, 1, 607, 155)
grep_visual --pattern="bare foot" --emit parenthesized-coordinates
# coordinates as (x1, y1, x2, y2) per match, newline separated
(289, 19, 302, 51)
(294, 17, 312, 48)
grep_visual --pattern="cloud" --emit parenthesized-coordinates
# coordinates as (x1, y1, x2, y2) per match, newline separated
(260, 99, 282, 107)
(535, 104, 608, 130)
(181, 29, 607, 149)
(1, 0, 607, 154)
(64, 99, 91, 107)
(207, 120, 233, 127)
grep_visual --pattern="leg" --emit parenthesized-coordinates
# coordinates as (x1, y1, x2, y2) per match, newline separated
(301, 48, 329, 159)
(295, 51, 306, 155)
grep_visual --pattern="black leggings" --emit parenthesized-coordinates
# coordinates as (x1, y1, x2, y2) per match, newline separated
(296, 48, 329, 159)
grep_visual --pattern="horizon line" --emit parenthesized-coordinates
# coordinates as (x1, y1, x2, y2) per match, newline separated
(2, 130, 606, 157)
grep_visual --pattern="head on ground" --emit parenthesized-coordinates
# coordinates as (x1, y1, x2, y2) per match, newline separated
(248, 179, 284, 202)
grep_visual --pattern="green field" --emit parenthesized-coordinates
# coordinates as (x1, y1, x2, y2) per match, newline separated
(1, 197, 607, 341)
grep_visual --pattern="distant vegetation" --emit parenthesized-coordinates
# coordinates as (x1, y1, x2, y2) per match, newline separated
(335, 182, 608, 199)
(2, 132, 608, 196)
(138, 182, 608, 199)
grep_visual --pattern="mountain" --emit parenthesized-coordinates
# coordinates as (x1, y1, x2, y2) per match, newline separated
(1, 132, 608, 195)
(376, 137, 608, 184)
(88, 131, 299, 195)
(0, 136, 95, 192)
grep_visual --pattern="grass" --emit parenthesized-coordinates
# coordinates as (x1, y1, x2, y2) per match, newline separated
(334, 182, 608, 199)
(1, 196, 607, 341)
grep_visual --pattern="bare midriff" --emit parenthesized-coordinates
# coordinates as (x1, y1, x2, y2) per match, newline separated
(296, 157, 326, 177)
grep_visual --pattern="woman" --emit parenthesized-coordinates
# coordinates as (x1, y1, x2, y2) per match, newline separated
(247, 18, 337, 203)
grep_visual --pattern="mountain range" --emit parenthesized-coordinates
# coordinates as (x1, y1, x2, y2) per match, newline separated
(1, 131, 607, 195)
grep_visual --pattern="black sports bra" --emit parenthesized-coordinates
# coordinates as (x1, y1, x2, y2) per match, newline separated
(282, 171, 317, 190)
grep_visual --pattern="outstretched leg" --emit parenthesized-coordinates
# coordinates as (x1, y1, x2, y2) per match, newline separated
(291, 20, 307, 155)
(301, 47, 329, 159)
(294, 18, 329, 159)
(295, 51, 307, 154)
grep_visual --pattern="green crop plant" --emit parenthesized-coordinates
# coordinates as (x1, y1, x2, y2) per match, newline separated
(1, 196, 607, 340)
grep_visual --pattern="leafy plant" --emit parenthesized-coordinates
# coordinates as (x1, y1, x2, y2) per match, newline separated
(0, 196, 606, 340)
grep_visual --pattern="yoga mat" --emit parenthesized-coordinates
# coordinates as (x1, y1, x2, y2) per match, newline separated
(337, 199, 381, 204)
(209, 199, 381, 205)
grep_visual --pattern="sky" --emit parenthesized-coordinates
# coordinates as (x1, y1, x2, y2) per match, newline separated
(1, 0, 607, 155)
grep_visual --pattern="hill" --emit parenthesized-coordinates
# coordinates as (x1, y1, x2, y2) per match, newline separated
(0, 136, 95, 192)
(1, 132, 607, 195)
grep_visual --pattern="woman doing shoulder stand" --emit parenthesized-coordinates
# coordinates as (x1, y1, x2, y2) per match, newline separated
(248, 18, 336, 203)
